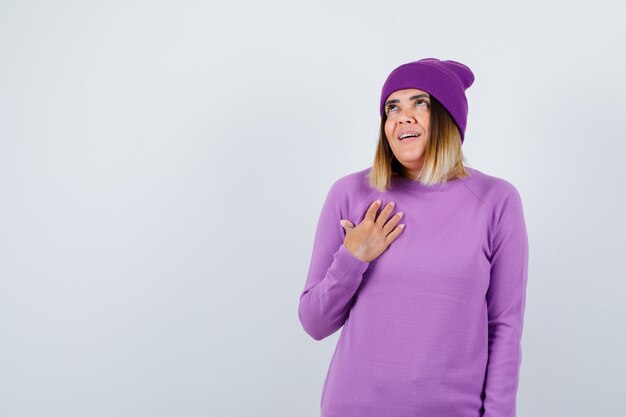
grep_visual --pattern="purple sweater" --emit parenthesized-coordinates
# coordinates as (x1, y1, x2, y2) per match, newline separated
(298, 166, 529, 417)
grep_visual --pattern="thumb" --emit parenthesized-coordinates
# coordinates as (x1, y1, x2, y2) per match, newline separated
(339, 219, 354, 230)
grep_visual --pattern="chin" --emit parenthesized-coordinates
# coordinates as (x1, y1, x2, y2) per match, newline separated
(399, 150, 425, 159)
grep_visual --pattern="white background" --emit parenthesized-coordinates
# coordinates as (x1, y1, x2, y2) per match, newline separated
(1, 1, 624, 416)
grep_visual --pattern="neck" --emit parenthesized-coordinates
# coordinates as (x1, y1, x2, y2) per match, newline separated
(400, 166, 423, 180)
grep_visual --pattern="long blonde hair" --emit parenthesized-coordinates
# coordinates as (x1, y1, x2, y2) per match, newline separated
(369, 95, 471, 192)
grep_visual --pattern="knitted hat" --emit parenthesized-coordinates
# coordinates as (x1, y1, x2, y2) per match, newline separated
(379, 57, 475, 143)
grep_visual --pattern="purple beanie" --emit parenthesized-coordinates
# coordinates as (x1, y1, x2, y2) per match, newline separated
(379, 57, 475, 143)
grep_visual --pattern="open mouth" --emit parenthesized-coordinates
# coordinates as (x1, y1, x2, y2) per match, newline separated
(399, 133, 421, 141)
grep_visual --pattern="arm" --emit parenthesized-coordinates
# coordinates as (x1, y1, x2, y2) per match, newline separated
(298, 179, 370, 341)
(483, 184, 530, 417)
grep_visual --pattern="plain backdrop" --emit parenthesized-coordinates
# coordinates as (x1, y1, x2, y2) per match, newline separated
(1, 1, 625, 416)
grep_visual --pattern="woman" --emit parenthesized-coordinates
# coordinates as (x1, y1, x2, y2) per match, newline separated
(298, 58, 529, 417)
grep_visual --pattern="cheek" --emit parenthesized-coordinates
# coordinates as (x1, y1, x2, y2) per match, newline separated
(384, 121, 394, 140)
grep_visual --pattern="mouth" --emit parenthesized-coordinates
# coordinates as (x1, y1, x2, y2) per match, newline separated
(398, 132, 421, 142)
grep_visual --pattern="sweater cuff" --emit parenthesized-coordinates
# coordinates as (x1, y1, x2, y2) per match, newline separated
(335, 243, 370, 274)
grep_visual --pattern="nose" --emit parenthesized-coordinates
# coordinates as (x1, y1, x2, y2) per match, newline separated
(398, 107, 416, 123)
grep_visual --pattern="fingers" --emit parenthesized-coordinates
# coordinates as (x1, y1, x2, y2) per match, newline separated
(375, 200, 396, 226)
(364, 199, 382, 222)
(382, 210, 404, 235)
(364, 199, 402, 230)
(357, 199, 406, 259)
(384, 222, 405, 245)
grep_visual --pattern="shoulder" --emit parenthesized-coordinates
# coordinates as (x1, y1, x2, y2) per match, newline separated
(463, 167, 526, 236)
(329, 166, 374, 195)
(462, 166, 524, 208)
(325, 166, 379, 217)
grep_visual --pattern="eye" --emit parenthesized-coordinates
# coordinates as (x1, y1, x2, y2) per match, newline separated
(386, 99, 429, 114)
(386, 104, 398, 113)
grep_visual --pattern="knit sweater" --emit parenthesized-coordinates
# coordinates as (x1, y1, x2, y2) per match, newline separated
(298, 166, 529, 417)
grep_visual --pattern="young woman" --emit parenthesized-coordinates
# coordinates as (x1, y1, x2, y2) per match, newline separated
(298, 58, 529, 417)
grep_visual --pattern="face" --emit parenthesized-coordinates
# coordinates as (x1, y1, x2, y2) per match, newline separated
(383, 88, 431, 178)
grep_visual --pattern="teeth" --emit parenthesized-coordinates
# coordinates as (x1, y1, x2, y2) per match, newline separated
(400, 133, 418, 140)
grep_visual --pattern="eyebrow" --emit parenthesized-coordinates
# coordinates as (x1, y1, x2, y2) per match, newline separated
(385, 94, 430, 106)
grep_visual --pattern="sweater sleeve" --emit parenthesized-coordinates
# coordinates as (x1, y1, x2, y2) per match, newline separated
(298, 179, 371, 341)
(483, 184, 530, 417)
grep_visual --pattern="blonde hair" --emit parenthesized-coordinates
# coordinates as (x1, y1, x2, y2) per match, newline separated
(369, 95, 471, 192)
